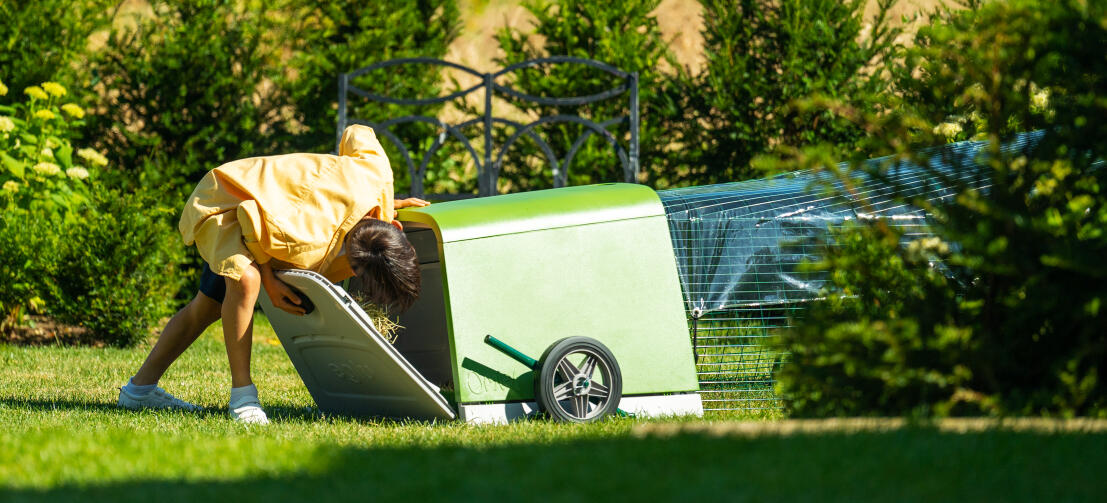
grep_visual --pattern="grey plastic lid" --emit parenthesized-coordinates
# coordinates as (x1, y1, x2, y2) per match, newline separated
(259, 269, 456, 421)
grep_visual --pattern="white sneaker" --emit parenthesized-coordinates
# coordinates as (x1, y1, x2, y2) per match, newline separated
(229, 396, 270, 425)
(118, 386, 202, 412)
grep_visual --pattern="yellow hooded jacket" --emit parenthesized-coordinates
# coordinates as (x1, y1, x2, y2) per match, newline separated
(179, 125, 395, 283)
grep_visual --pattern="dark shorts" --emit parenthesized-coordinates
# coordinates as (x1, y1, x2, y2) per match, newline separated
(198, 263, 226, 304)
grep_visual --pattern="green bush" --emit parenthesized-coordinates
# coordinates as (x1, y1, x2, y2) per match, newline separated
(0, 75, 120, 335)
(1, 187, 187, 347)
(86, 0, 460, 193)
(0, 209, 61, 331)
(87, 0, 282, 179)
(0, 79, 104, 214)
(276, 0, 460, 196)
(0, 0, 109, 98)
(778, 225, 973, 417)
(676, 0, 901, 184)
(493, 0, 681, 190)
(279, 0, 460, 152)
(778, 0, 1107, 418)
(35, 186, 187, 347)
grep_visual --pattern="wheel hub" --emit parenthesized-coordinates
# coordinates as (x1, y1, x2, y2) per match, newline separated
(572, 374, 591, 396)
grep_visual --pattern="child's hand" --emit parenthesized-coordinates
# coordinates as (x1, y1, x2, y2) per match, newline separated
(395, 197, 430, 209)
(269, 280, 307, 316)
(260, 266, 306, 316)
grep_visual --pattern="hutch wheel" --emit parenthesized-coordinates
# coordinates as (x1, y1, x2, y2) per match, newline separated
(535, 337, 622, 423)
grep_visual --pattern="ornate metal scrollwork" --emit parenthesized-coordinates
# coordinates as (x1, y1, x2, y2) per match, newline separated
(337, 57, 640, 198)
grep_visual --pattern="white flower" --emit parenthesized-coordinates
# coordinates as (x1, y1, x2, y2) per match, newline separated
(0, 116, 14, 133)
(908, 236, 950, 256)
(933, 121, 963, 139)
(32, 162, 62, 177)
(1032, 89, 1049, 110)
(2, 181, 18, 194)
(66, 167, 90, 180)
(77, 148, 109, 167)
(41, 147, 54, 159)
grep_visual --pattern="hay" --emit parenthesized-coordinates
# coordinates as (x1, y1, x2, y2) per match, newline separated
(357, 300, 402, 344)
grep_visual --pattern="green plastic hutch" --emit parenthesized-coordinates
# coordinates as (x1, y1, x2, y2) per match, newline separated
(261, 183, 701, 423)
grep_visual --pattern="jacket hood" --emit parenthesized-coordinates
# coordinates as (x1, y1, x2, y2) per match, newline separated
(338, 124, 383, 158)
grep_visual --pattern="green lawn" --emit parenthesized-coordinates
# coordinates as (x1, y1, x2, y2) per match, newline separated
(1, 314, 1104, 502)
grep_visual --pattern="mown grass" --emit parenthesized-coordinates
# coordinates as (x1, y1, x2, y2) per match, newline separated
(1, 313, 1104, 502)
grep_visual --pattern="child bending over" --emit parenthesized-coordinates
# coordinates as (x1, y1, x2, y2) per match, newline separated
(117, 125, 428, 424)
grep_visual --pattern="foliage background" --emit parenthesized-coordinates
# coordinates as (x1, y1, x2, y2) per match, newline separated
(86, 0, 282, 189)
(0, 0, 111, 98)
(1, 0, 1104, 421)
(674, 0, 901, 184)
(776, 0, 1107, 418)
(491, 0, 680, 191)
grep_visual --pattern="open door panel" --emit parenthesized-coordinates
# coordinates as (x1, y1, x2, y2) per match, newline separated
(258, 269, 456, 421)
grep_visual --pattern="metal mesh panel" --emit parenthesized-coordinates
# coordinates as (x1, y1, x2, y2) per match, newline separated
(690, 306, 793, 411)
(658, 132, 1044, 411)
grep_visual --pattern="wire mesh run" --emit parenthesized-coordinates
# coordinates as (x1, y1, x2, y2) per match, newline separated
(658, 132, 1044, 411)
(690, 307, 793, 411)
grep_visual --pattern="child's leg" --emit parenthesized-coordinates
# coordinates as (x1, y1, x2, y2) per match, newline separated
(132, 292, 222, 385)
(222, 264, 268, 424)
(119, 292, 220, 411)
(222, 264, 261, 388)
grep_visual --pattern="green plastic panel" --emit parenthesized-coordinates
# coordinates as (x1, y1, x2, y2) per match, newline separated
(398, 184, 699, 404)
(399, 183, 663, 243)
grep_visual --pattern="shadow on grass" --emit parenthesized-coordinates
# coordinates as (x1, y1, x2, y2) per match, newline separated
(1, 428, 1105, 502)
(0, 396, 323, 423)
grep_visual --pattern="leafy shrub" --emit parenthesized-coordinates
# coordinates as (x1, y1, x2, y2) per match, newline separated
(0, 0, 109, 97)
(278, 0, 460, 155)
(0, 79, 104, 214)
(0, 76, 104, 331)
(778, 225, 973, 417)
(86, 0, 460, 193)
(274, 0, 460, 198)
(41, 188, 187, 347)
(1, 187, 187, 347)
(87, 0, 282, 179)
(493, 0, 681, 190)
(778, 0, 1107, 418)
(1, 76, 186, 345)
(676, 0, 901, 184)
(0, 209, 61, 331)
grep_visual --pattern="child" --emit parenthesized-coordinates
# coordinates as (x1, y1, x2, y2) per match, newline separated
(117, 125, 428, 424)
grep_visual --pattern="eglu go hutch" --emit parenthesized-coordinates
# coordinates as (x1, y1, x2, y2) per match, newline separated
(261, 132, 1034, 420)
(267, 57, 1028, 420)
(260, 183, 704, 423)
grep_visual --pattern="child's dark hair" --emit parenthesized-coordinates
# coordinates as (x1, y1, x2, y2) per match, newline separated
(345, 219, 420, 312)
